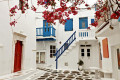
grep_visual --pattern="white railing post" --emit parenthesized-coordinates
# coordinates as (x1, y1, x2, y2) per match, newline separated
(78, 29, 95, 40)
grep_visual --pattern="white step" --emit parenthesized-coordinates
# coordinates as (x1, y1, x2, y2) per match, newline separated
(68, 46, 73, 50)
(72, 43, 76, 47)
(101, 78, 115, 80)
(66, 50, 69, 53)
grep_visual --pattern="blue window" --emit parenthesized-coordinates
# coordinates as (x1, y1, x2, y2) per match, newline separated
(65, 19, 73, 31)
(79, 17, 88, 29)
(91, 19, 95, 24)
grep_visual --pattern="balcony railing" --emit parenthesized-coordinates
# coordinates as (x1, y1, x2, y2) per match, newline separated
(36, 26, 56, 37)
(77, 29, 95, 40)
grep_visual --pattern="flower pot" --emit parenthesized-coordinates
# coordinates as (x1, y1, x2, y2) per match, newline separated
(78, 66, 83, 71)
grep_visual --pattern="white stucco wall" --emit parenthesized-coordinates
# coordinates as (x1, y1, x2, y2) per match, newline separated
(0, 0, 36, 76)
(108, 33, 120, 80)
(36, 8, 97, 70)
(97, 37, 113, 72)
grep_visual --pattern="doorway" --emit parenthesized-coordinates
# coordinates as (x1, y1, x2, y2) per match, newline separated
(80, 45, 91, 69)
(14, 40, 23, 72)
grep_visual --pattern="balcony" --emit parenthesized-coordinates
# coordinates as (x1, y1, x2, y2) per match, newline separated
(36, 26, 56, 41)
(76, 29, 96, 40)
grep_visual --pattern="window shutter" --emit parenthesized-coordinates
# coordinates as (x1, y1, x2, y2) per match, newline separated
(102, 38, 109, 58)
(91, 19, 95, 24)
(65, 19, 73, 31)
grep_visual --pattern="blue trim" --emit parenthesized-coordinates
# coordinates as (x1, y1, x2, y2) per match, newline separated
(79, 17, 88, 29)
(36, 38, 56, 41)
(91, 19, 95, 24)
(65, 19, 73, 31)
(54, 31, 76, 62)
(36, 27, 56, 37)
(118, 17, 120, 22)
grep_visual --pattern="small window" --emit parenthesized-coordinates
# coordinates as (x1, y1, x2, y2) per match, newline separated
(36, 52, 45, 64)
(82, 22, 85, 28)
(45, 22, 47, 27)
(86, 45, 91, 47)
(87, 49, 90, 57)
(81, 49, 84, 56)
(65, 19, 73, 31)
(91, 19, 95, 24)
(48, 23, 51, 27)
(80, 45, 85, 47)
(50, 45, 56, 58)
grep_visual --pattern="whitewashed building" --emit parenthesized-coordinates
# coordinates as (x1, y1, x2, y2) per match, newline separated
(95, 0, 120, 80)
(36, 6, 100, 70)
(0, 0, 37, 79)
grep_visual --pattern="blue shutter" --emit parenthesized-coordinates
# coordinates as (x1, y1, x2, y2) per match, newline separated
(91, 19, 95, 24)
(118, 17, 120, 22)
(65, 19, 73, 31)
(79, 17, 88, 29)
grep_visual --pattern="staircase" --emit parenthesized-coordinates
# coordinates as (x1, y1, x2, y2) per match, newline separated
(54, 31, 76, 69)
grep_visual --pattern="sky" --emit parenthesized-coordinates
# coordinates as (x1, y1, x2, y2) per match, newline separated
(84, 0, 97, 6)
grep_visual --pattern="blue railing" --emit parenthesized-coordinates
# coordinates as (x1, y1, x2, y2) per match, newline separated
(36, 26, 56, 37)
(54, 31, 76, 69)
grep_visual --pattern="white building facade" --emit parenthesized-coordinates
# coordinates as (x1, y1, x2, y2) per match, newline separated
(36, 7, 100, 71)
(0, 0, 36, 77)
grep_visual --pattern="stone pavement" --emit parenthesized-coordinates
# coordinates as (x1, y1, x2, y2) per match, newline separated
(35, 68, 101, 80)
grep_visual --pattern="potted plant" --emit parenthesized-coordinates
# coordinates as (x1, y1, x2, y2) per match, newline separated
(77, 59, 84, 71)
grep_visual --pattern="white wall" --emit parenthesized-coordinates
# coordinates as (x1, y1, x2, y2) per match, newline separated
(36, 8, 96, 70)
(97, 37, 113, 72)
(58, 43, 79, 70)
(0, 0, 36, 76)
(108, 33, 120, 80)
(36, 41, 56, 69)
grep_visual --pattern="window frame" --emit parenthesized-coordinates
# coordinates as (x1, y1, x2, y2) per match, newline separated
(50, 45, 56, 58)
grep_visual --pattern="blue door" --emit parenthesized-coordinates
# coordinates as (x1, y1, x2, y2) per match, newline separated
(43, 20, 51, 37)
(79, 17, 88, 29)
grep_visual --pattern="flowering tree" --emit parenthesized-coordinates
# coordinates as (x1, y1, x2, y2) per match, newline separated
(9, 0, 96, 26)
(10, 0, 120, 27)
(91, 0, 120, 27)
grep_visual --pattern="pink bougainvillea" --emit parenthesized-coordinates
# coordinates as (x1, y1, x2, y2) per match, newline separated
(10, 5, 18, 16)
(10, 20, 17, 26)
(9, 0, 120, 27)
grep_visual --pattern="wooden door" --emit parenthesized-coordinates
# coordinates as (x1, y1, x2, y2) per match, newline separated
(14, 40, 23, 72)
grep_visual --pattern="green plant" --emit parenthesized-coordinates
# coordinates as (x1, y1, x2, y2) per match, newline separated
(77, 60, 84, 66)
